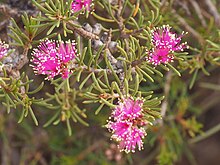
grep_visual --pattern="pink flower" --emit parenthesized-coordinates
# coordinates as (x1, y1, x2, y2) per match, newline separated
(0, 40, 9, 59)
(31, 39, 77, 79)
(148, 25, 188, 65)
(118, 126, 146, 152)
(106, 97, 147, 153)
(71, 0, 93, 13)
(112, 97, 143, 121)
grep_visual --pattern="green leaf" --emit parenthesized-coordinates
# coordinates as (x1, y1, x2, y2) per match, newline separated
(79, 73, 92, 90)
(92, 12, 115, 23)
(132, 73, 139, 96)
(27, 82, 44, 94)
(29, 106, 39, 126)
(32, 0, 53, 14)
(43, 111, 60, 127)
(167, 63, 181, 76)
(189, 69, 198, 89)
(66, 118, 72, 136)
(95, 103, 105, 115)
(100, 98, 116, 108)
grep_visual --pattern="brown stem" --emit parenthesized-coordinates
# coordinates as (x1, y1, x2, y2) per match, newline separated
(159, 71, 172, 125)
(172, 9, 205, 45)
(15, 47, 29, 70)
(203, 0, 220, 27)
(131, 57, 147, 67)
(67, 21, 99, 40)
(189, 0, 207, 27)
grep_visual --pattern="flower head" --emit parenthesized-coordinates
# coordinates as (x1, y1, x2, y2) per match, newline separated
(31, 39, 77, 79)
(106, 97, 147, 153)
(71, 0, 93, 13)
(148, 25, 188, 65)
(0, 40, 9, 59)
(113, 97, 143, 121)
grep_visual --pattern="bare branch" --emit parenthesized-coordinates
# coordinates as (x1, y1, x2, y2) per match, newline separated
(172, 10, 205, 45)
(203, 0, 220, 27)
(190, 0, 207, 27)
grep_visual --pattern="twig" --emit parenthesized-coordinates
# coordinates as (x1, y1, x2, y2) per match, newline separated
(116, 0, 125, 36)
(189, 122, 220, 144)
(15, 47, 29, 70)
(67, 21, 99, 40)
(78, 65, 111, 74)
(174, 1, 191, 16)
(131, 56, 147, 67)
(203, 0, 220, 27)
(201, 9, 213, 20)
(160, 71, 172, 124)
(76, 139, 104, 161)
(122, 28, 144, 39)
(105, 28, 112, 49)
(189, 0, 207, 27)
(173, 10, 205, 45)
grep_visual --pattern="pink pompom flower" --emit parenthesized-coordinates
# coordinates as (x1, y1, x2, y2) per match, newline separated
(31, 39, 77, 80)
(148, 25, 188, 65)
(0, 40, 9, 59)
(106, 97, 147, 153)
(71, 0, 93, 13)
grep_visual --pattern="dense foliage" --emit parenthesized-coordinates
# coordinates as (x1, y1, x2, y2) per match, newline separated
(0, 0, 219, 164)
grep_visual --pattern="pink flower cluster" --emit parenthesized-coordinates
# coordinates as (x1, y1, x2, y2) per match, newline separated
(31, 39, 77, 80)
(71, 0, 93, 13)
(0, 40, 9, 59)
(106, 97, 147, 153)
(148, 25, 188, 65)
